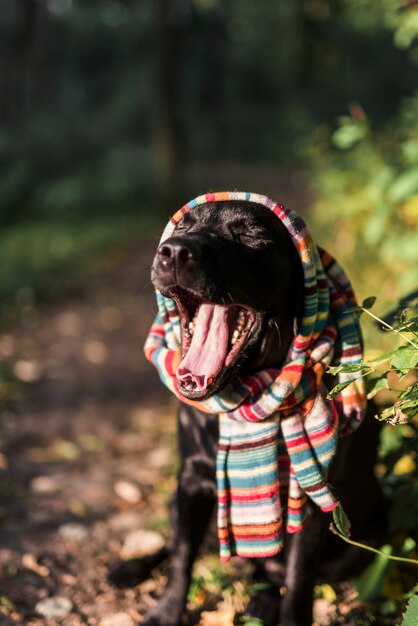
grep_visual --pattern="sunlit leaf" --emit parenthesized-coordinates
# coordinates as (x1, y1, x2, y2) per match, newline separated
(368, 350, 398, 366)
(327, 362, 372, 375)
(327, 379, 359, 399)
(393, 454, 417, 476)
(388, 168, 418, 202)
(391, 345, 418, 372)
(332, 121, 367, 150)
(332, 503, 351, 538)
(400, 594, 418, 626)
(367, 376, 389, 399)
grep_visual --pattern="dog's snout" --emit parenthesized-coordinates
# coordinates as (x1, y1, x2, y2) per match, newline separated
(157, 238, 201, 269)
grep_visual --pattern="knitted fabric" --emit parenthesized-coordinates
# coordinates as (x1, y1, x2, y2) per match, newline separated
(144, 191, 366, 561)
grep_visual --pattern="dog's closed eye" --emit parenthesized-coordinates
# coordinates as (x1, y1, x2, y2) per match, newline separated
(228, 222, 274, 247)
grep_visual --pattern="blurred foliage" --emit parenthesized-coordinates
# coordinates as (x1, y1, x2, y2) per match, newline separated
(1, 0, 417, 219)
(0, 216, 145, 306)
(309, 99, 418, 303)
(1, 0, 418, 311)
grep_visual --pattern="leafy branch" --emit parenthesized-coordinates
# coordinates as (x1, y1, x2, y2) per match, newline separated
(327, 296, 418, 425)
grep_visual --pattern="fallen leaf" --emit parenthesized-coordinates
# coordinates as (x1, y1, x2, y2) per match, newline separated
(199, 606, 235, 626)
(114, 480, 142, 504)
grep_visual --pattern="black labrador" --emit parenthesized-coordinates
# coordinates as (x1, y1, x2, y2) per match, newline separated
(110, 201, 386, 626)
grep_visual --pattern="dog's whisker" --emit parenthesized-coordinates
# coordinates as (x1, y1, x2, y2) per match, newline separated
(142, 280, 153, 291)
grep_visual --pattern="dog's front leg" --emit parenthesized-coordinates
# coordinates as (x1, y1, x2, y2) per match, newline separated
(141, 405, 218, 626)
(280, 507, 328, 626)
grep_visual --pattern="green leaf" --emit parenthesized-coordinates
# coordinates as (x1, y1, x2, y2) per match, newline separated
(332, 503, 351, 538)
(368, 350, 398, 366)
(396, 321, 418, 335)
(362, 296, 377, 309)
(354, 544, 393, 602)
(388, 168, 418, 202)
(396, 397, 418, 411)
(240, 618, 265, 626)
(332, 122, 367, 150)
(366, 376, 389, 399)
(327, 362, 372, 375)
(391, 345, 418, 372)
(399, 383, 418, 401)
(400, 594, 418, 626)
(327, 379, 359, 400)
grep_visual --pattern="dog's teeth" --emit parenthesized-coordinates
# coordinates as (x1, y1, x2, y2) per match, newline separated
(189, 322, 195, 335)
(231, 329, 240, 344)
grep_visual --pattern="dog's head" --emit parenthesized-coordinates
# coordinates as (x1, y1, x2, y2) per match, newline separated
(151, 201, 304, 401)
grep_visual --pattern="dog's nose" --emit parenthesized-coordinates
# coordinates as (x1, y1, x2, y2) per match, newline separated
(157, 238, 201, 269)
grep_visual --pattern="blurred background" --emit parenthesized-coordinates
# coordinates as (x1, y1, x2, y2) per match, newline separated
(0, 2, 417, 625)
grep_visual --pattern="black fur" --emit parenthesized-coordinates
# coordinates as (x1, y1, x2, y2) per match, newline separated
(109, 201, 386, 626)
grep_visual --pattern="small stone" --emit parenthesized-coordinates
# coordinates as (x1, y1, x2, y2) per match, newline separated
(30, 476, 58, 493)
(61, 573, 77, 585)
(146, 447, 172, 469)
(13, 359, 42, 383)
(35, 596, 73, 619)
(114, 480, 141, 504)
(83, 340, 108, 364)
(58, 522, 88, 542)
(99, 613, 134, 626)
(108, 511, 142, 532)
(22, 553, 49, 577)
(121, 529, 165, 559)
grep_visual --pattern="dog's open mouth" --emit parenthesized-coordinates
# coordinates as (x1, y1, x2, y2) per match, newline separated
(169, 287, 257, 399)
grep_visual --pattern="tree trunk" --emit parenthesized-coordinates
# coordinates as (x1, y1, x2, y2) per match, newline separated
(154, 0, 189, 196)
(0, 0, 39, 124)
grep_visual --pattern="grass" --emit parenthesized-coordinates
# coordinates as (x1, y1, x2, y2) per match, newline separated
(0, 211, 161, 317)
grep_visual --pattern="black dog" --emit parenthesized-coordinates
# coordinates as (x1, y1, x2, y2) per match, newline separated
(110, 201, 386, 626)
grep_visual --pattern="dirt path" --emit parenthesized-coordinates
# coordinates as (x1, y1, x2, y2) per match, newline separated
(0, 232, 185, 625)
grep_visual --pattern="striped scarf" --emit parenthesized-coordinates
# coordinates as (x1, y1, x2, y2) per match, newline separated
(144, 191, 366, 561)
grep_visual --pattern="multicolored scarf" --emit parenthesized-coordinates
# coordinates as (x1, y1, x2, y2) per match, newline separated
(144, 191, 366, 561)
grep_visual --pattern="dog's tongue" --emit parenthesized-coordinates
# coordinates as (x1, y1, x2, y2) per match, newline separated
(177, 304, 229, 391)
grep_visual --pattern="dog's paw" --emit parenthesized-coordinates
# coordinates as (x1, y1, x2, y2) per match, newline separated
(108, 559, 152, 588)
